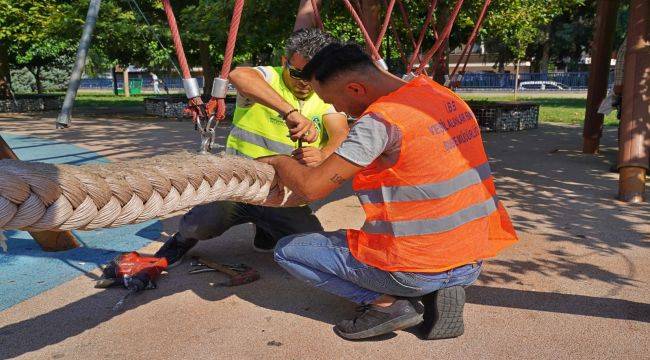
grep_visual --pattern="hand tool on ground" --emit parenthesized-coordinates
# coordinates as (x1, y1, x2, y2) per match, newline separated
(189, 257, 259, 286)
(95, 252, 168, 310)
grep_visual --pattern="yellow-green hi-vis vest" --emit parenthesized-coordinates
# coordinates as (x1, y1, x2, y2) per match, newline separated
(226, 66, 333, 158)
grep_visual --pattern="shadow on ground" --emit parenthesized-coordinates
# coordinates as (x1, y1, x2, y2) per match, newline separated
(1, 259, 647, 359)
(479, 124, 649, 295)
(0, 112, 648, 357)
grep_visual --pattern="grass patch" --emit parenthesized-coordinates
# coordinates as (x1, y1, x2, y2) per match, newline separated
(39, 91, 620, 127)
(460, 92, 619, 127)
(73, 93, 150, 108)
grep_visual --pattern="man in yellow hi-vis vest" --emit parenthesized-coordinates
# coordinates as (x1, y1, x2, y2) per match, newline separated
(156, 29, 347, 264)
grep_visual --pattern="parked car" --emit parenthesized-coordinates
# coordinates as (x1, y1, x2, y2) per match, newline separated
(518, 80, 569, 90)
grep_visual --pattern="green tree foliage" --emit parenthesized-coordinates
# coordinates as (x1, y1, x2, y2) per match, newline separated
(1, 0, 627, 97)
(0, 0, 82, 94)
(482, 0, 585, 70)
(528, 2, 629, 72)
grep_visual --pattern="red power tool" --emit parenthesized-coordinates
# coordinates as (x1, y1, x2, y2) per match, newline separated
(96, 252, 168, 310)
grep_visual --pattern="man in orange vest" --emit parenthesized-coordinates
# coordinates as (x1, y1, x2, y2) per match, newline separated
(260, 43, 518, 340)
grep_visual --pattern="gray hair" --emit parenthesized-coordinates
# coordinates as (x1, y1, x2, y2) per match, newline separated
(285, 28, 338, 60)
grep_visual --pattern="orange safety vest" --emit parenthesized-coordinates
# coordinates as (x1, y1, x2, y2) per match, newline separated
(347, 76, 518, 273)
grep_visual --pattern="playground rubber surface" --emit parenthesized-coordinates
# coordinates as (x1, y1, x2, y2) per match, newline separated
(0, 133, 162, 312)
(0, 108, 648, 359)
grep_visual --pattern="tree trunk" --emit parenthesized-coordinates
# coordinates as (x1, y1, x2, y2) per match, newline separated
(582, 0, 620, 154)
(199, 40, 216, 97)
(123, 68, 130, 97)
(431, 41, 450, 84)
(294, 0, 322, 30)
(35, 66, 43, 94)
(359, 0, 381, 50)
(514, 59, 521, 100)
(539, 25, 551, 74)
(0, 40, 11, 99)
(617, 0, 649, 202)
(112, 66, 118, 95)
(432, 2, 450, 84)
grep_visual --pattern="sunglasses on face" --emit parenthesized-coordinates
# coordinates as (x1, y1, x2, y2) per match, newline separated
(286, 61, 306, 80)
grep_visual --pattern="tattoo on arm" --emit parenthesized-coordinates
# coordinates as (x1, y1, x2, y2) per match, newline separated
(329, 173, 346, 185)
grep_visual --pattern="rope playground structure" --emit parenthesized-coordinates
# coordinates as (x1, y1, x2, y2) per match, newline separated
(0, 153, 302, 232)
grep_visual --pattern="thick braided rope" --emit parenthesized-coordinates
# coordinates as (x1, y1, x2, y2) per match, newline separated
(0, 152, 304, 231)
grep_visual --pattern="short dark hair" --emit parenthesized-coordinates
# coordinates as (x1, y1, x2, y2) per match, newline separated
(285, 28, 338, 60)
(302, 43, 376, 84)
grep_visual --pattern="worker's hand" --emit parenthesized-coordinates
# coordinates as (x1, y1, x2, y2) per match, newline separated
(292, 146, 324, 167)
(285, 111, 318, 143)
(256, 155, 280, 166)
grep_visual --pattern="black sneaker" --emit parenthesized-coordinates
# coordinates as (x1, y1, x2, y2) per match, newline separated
(334, 298, 423, 340)
(252, 226, 276, 253)
(154, 233, 198, 268)
(420, 286, 466, 340)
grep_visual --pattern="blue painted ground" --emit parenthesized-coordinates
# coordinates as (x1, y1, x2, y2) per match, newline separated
(0, 133, 162, 312)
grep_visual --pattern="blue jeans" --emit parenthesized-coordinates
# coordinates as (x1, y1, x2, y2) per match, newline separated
(274, 230, 482, 304)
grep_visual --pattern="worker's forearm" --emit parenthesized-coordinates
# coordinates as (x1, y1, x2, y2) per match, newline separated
(270, 156, 323, 201)
(229, 68, 294, 115)
(320, 144, 337, 159)
(320, 115, 349, 159)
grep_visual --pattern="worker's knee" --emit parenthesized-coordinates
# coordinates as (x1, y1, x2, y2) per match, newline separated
(178, 212, 210, 240)
(273, 234, 299, 263)
(178, 201, 240, 241)
(178, 207, 218, 240)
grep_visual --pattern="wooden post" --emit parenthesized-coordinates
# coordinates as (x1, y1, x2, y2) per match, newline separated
(0, 135, 80, 251)
(123, 67, 130, 97)
(582, 0, 620, 154)
(617, 0, 649, 203)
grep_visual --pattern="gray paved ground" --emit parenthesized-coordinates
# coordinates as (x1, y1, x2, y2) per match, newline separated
(0, 109, 648, 359)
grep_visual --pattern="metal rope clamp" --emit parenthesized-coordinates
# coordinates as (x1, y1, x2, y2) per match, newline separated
(402, 72, 416, 81)
(182, 78, 201, 99)
(376, 59, 388, 71)
(211, 78, 229, 99)
(191, 77, 231, 154)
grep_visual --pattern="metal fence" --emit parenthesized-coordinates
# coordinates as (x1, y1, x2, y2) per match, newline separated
(457, 71, 614, 90)
(79, 71, 612, 91)
(79, 77, 204, 90)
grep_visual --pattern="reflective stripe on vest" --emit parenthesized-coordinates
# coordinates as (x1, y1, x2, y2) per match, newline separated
(361, 196, 498, 237)
(224, 147, 252, 158)
(357, 162, 492, 205)
(229, 127, 295, 155)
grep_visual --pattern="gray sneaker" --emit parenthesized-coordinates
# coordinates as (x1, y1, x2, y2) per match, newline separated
(334, 299, 423, 340)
